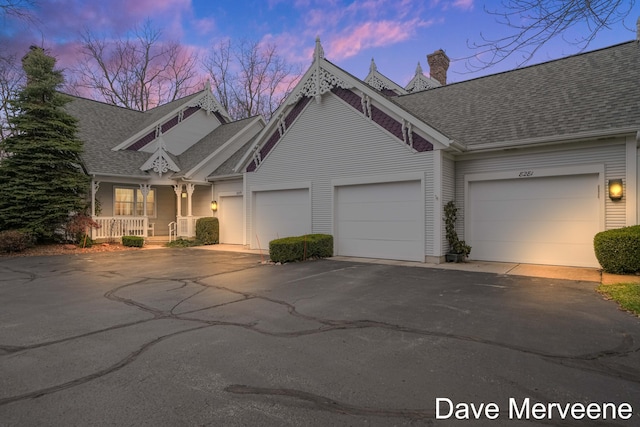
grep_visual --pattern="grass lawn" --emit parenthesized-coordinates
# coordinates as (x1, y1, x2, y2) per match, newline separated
(598, 283, 640, 317)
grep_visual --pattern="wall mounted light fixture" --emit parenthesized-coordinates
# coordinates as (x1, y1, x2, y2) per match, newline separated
(211, 200, 218, 212)
(181, 191, 187, 199)
(608, 179, 623, 201)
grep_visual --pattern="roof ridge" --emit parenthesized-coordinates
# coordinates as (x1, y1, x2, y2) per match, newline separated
(397, 39, 639, 98)
(63, 93, 145, 114)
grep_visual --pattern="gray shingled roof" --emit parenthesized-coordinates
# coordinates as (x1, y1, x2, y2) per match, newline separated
(208, 137, 257, 179)
(175, 116, 259, 177)
(393, 41, 640, 147)
(65, 96, 152, 177)
(129, 91, 204, 139)
(67, 93, 255, 178)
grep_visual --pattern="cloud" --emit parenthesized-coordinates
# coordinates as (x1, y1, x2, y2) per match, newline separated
(327, 18, 434, 60)
(452, 0, 474, 10)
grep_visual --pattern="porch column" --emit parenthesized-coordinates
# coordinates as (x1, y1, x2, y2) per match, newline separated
(139, 184, 151, 237)
(173, 184, 183, 217)
(186, 183, 195, 217)
(91, 180, 100, 217)
(139, 184, 151, 217)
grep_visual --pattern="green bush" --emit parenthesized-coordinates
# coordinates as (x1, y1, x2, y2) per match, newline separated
(594, 225, 640, 274)
(269, 234, 333, 263)
(306, 234, 334, 258)
(196, 217, 219, 245)
(165, 238, 200, 248)
(0, 230, 34, 253)
(122, 235, 144, 248)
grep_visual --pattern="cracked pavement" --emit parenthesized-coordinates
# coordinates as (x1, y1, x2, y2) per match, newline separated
(1, 248, 639, 426)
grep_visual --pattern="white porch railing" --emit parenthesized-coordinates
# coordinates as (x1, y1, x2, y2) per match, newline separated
(92, 217, 150, 239)
(176, 216, 207, 238)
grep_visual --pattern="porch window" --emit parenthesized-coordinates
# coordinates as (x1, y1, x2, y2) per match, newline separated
(114, 187, 155, 217)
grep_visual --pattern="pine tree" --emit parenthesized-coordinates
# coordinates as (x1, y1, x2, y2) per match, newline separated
(0, 46, 89, 241)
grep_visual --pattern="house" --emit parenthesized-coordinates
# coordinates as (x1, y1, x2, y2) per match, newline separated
(66, 83, 264, 243)
(71, 36, 640, 268)
(239, 37, 640, 268)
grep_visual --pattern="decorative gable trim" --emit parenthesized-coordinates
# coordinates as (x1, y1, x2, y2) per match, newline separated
(405, 62, 440, 93)
(364, 58, 407, 96)
(246, 96, 312, 172)
(140, 134, 180, 177)
(188, 90, 229, 121)
(114, 84, 230, 152)
(127, 106, 199, 151)
(332, 88, 433, 152)
(240, 37, 452, 174)
(289, 37, 350, 105)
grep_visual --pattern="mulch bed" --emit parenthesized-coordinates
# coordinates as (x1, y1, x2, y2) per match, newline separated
(0, 243, 142, 258)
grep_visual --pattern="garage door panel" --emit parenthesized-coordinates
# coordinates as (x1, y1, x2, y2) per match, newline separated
(219, 195, 243, 244)
(472, 197, 597, 222)
(336, 181, 423, 262)
(468, 174, 600, 267)
(472, 219, 598, 244)
(254, 189, 310, 248)
(338, 220, 420, 241)
(339, 238, 423, 260)
(339, 200, 421, 221)
(473, 239, 598, 267)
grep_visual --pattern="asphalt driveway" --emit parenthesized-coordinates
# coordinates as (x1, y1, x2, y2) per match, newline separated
(1, 249, 639, 426)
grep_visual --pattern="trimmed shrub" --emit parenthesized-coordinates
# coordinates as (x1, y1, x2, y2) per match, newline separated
(122, 235, 144, 248)
(0, 230, 34, 253)
(305, 234, 334, 258)
(165, 238, 200, 248)
(269, 234, 333, 263)
(196, 217, 219, 245)
(594, 225, 640, 274)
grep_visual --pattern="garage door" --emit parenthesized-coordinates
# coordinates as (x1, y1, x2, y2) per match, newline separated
(219, 195, 243, 244)
(253, 188, 310, 249)
(336, 181, 423, 261)
(467, 174, 600, 267)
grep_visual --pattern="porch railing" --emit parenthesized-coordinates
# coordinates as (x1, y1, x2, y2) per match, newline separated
(176, 216, 207, 238)
(92, 217, 149, 240)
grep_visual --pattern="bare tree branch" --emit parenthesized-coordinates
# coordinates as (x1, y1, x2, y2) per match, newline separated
(203, 39, 301, 120)
(0, 52, 24, 143)
(72, 20, 200, 111)
(0, 0, 35, 21)
(464, 0, 636, 72)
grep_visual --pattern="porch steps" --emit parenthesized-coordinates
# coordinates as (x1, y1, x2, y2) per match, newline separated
(146, 236, 171, 244)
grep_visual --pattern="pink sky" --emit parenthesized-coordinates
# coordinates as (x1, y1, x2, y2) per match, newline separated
(1, 0, 638, 86)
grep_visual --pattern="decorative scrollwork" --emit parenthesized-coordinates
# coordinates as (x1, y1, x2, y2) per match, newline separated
(290, 68, 349, 104)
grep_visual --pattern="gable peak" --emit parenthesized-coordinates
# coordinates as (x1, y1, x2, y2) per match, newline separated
(314, 36, 325, 62)
(370, 58, 377, 73)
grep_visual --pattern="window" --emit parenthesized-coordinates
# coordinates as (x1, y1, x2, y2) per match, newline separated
(115, 187, 155, 217)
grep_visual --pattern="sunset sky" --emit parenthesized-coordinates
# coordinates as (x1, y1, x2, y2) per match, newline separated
(1, 0, 639, 85)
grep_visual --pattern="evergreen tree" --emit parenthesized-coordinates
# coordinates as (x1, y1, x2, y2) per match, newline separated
(0, 46, 89, 241)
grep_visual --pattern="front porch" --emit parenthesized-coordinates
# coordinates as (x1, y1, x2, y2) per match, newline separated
(90, 180, 214, 242)
(91, 215, 208, 241)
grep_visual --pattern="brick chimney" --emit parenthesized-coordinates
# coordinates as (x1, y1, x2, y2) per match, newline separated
(427, 49, 450, 86)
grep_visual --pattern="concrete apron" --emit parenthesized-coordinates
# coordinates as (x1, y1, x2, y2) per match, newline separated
(175, 244, 640, 284)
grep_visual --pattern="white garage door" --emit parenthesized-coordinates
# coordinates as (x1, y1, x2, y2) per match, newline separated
(253, 188, 310, 249)
(336, 181, 423, 262)
(468, 174, 600, 267)
(219, 195, 243, 244)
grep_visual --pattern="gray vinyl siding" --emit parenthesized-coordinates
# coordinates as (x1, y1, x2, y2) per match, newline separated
(454, 140, 628, 240)
(246, 92, 436, 256)
(441, 155, 456, 254)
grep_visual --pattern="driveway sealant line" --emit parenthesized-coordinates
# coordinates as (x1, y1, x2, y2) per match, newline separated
(0, 324, 213, 407)
(225, 384, 437, 420)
